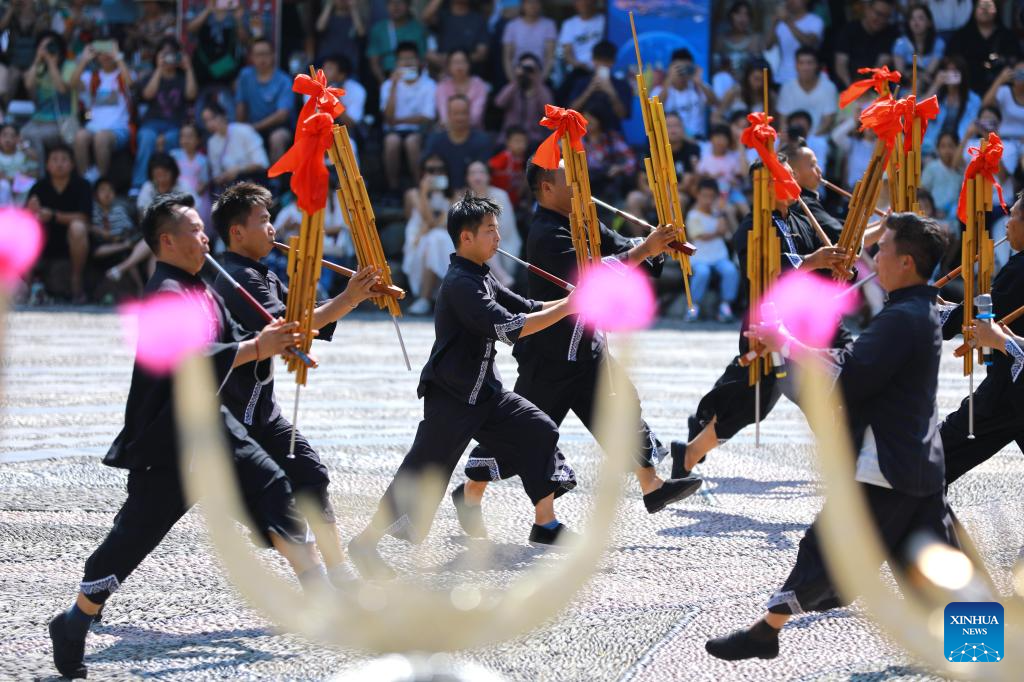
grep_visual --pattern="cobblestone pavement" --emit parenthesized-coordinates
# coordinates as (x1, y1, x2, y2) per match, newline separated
(2, 309, 1021, 681)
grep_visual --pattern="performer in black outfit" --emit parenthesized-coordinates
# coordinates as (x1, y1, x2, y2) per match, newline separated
(210, 182, 381, 582)
(785, 138, 843, 244)
(347, 194, 581, 579)
(706, 213, 959, 660)
(938, 193, 1024, 484)
(456, 159, 703, 531)
(673, 154, 849, 478)
(48, 194, 326, 679)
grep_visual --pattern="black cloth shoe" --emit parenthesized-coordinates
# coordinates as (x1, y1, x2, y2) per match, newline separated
(49, 612, 87, 679)
(670, 440, 690, 478)
(528, 522, 577, 547)
(347, 536, 396, 580)
(643, 475, 702, 513)
(705, 621, 780, 661)
(451, 483, 487, 538)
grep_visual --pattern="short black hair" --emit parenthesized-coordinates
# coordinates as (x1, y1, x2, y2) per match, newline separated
(44, 141, 74, 166)
(748, 152, 788, 181)
(447, 193, 501, 247)
(156, 36, 181, 56)
(697, 177, 720, 194)
(212, 181, 273, 246)
(787, 109, 812, 126)
(251, 36, 274, 51)
(148, 152, 180, 183)
(526, 156, 558, 194)
(592, 40, 616, 63)
(708, 123, 732, 142)
(505, 125, 527, 139)
(323, 53, 353, 76)
(203, 100, 227, 119)
(671, 48, 694, 63)
(0, 123, 17, 136)
(395, 40, 420, 58)
(447, 93, 470, 110)
(795, 46, 819, 63)
(94, 176, 115, 193)
(141, 192, 196, 254)
(885, 212, 948, 279)
(937, 130, 959, 147)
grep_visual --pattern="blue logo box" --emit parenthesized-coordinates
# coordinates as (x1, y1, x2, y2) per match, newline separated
(944, 602, 1004, 662)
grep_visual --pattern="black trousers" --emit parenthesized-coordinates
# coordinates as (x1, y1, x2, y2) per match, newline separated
(766, 484, 959, 615)
(466, 353, 664, 481)
(80, 412, 308, 604)
(370, 386, 569, 543)
(941, 392, 1024, 485)
(688, 357, 788, 442)
(248, 412, 334, 523)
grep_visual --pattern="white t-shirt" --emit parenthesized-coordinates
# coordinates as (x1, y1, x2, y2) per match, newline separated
(207, 122, 270, 178)
(341, 77, 367, 123)
(773, 13, 824, 84)
(653, 83, 707, 139)
(379, 72, 437, 132)
(685, 207, 729, 264)
(777, 75, 838, 132)
(558, 14, 605, 68)
(995, 85, 1024, 139)
(81, 68, 131, 131)
(696, 147, 742, 195)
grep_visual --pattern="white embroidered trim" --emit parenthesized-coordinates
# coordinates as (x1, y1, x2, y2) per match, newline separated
(647, 432, 666, 465)
(243, 382, 262, 426)
(821, 348, 845, 383)
(937, 303, 958, 327)
(468, 341, 492, 405)
(494, 313, 526, 346)
(1007, 338, 1024, 382)
(784, 252, 803, 268)
(601, 253, 631, 274)
(384, 513, 411, 538)
(466, 456, 501, 480)
(766, 589, 805, 615)
(552, 453, 576, 484)
(568, 317, 585, 362)
(80, 574, 120, 595)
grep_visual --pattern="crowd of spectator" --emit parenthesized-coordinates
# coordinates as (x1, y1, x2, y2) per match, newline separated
(7, 0, 1024, 321)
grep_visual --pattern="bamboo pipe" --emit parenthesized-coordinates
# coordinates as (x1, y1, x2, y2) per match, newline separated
(497, 248, 575, 292)
(797, 197, 833, 247)
(822, 179, 888, 218)
(591, 196, 697, 256)
(934, 236, 1009, 288)
(273, 241, 405, 299)
(953, 302, 1024, 357)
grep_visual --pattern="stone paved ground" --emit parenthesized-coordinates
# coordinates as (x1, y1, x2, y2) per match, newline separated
(2, 309, 1021, 681)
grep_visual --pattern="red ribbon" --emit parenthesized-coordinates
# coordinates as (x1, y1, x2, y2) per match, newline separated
(740, 112, 801, 202)
(533, 105, 587, 170)
(901, 95, 940, 153)
(839, 66, 902, 109)
(957, 132, 1008, 224)
(267, 70, 346, 214)
(858, 95, 906, 152)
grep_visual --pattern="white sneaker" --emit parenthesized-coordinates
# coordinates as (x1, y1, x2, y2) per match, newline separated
(408, 297, 432, 315)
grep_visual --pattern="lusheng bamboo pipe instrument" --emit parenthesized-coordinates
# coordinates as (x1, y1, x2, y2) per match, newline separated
(560, 127, 601, 272)
(629, 11, 695, 310)
(822, 179, 887, 218)
(953, 301, 1024, 357)
(272, 241, 406, 299)
(591, 196, 696, 255)
(933, 236, 1009, 288)
(496, 248, 575, 291)
(834, 132, 890, 281)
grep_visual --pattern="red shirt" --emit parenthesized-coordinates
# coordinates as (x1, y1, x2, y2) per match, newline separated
(488, 149, 525, 206)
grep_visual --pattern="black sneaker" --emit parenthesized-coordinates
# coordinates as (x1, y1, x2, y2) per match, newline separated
(49, 613, 88, 679)
(92, 605, 103, 624)
(643, 476, 703, 514)
(705, 623, 780, 661)
(451, 483, 487, 538)
(528, 522, 577, 547)
(346, 537, 396, 580)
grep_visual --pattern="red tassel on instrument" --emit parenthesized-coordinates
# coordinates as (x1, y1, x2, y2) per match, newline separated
(533, 105, 587, 170)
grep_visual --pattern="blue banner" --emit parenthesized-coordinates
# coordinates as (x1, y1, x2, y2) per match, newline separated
(607, 0, 711, 145)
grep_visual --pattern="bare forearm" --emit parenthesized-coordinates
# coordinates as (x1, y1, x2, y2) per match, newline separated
(312, 292, 358, 328)
(232, 340, 259, 367)
(520, 299, 571, 337)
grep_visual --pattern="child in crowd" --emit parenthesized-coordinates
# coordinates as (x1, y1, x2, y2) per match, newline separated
(696, 124, 747, 213)
(91, 177, 149, 293)
(0, 124, 37, 206)
(489, 126, 529, 211)
(684, 177, 739, 323)
(170, 122, 211, 227)
(920, 131, 962, 223)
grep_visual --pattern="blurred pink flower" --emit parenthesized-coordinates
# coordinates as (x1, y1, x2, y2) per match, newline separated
(0, 208, 44, 289)
(761, 270, 858, 347)
(576, 262, 656, 332)
(119, 292, 217, 374)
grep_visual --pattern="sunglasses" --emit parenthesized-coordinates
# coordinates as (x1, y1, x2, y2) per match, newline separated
(425, 165, 446, 173)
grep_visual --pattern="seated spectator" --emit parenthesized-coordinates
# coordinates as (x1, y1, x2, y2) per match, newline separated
(713, 1, 763, 80)
(665, 111, 702, 186)
(718, 59, 774, 121)
(952, 0, 1020, 96)
(697, 124, 747, 207)
(315, 0, 366, 70)
(781, 110, 828, 179)
(202, 101, 270, 193)
(466, 159, 519, 279)
(777, 47, 837, 137)
(982, 59, 1024, 164)
(502, 0, 557, 82)
(132, 37, 198, 193)
(488, 125, 529, 212)
(137, 152, 192, 215)
(170, 122, 212, 229)
(0, 123, 37, 206)
(26, 142, 92, 302)
(920, 131, 962, 221)
(921, 55, 980, 155)
(20, 32, 74, 166)
(0, 0, 48, 103)
(893, 4, 945, 87)
(766, 0, 824, 85)
(402, 154, 455, 315)
(423, 0, 489, 71)
(422, 94, 492, 191)
(834, 0, 898, 88)
(367, 0, 427, 85)
(624, 170, 656, 237)
(959, 105, 1018, 177)
(928, 0, 973, 38)
(321, 54, 366, 156)
(380, 41, 437, 193)
(685, 177, 739, 323)
(90, 176, 150, 293)
(52, 1, 103, 58)
(581, 109, 636, 200)
(564, 40, 631, 132)
(652, 49, 717, 140)
(494, 52, 553, 147)
(558, 0, 605, 75)
(130, 0, 177, 65)
(235, 37, 295, 165)
(70, 41, 133, 180)
(186, 0, 247, 118)
(435, 49, 490, 130)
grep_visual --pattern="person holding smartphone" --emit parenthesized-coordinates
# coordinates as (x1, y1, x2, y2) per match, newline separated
(652, 48, 717, 140)
(564, 40, 631, 133)
(921, 55, 981, 155)
(69, 40, 132, 179)
(493, 52, 553, 148)
(402, 154, 455, 315)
